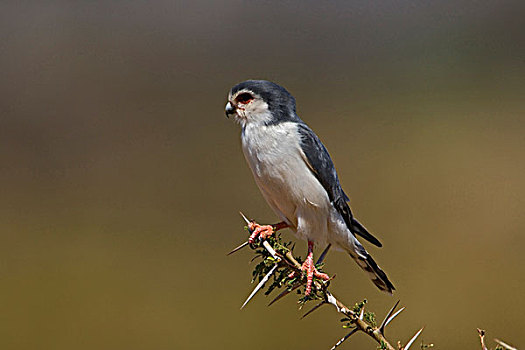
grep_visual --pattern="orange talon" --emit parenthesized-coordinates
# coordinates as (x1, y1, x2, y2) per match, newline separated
(248, 221, 288, 244)
(291, 241, 330, 296)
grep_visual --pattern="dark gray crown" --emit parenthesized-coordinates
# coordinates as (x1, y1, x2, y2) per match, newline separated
(231, 80, 301, 125)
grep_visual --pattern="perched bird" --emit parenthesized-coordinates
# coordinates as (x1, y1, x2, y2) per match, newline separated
(225, 80, 394, 295)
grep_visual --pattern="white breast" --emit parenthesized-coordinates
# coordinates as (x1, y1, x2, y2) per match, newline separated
(241, 122, 332, 244)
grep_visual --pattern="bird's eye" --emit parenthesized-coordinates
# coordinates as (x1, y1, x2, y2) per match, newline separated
(236, 93, 253, 104)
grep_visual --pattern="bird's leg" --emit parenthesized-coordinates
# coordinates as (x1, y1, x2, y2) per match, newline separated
(248, 221, 288, 244)
(290, 241, 330, 296)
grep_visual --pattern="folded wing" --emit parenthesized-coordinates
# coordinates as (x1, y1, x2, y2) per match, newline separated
(296, 123, 382, 248)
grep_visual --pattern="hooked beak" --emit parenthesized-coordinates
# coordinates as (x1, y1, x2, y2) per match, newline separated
(225, 102, 236, 118)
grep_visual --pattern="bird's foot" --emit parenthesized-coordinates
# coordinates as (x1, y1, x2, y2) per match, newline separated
(247, 221, 288, 244)
(289, 254, 330, 296)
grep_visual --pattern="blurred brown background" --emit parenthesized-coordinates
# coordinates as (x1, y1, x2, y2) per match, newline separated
(1, 1, 524, 349)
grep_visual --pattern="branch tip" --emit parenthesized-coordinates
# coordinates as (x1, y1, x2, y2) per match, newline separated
(477, 328, 488, 350)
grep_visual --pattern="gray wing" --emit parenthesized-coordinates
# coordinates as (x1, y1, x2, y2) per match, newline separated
(296, 123, 382, 247)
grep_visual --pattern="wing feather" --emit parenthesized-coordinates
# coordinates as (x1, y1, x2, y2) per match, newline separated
(297, 123, 382, 247)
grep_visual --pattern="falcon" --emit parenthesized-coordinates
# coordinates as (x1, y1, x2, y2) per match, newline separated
(225, 80, 394, 295)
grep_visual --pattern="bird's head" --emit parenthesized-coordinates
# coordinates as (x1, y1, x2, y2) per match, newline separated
(225, 80, 298, 127)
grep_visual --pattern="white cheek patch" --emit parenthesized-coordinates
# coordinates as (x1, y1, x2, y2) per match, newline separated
(245, 100, 273, 125)
(238, 108, 247, 119)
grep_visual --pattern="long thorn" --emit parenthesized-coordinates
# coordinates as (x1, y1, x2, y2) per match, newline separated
(227, 241, 249, 256)
(379, 300, 401, 335)
(239, 211, 252, 227)
(330, 328, 358, 350)
(383, 307, 405, 334)
(262, 240, 279, 260)
(268, 282, 302, 306)
(250, 255, 262, 263)
(241, 264, 278, 309)
(316, 244, 331, 265)
(301, 301, 326, 319)
(359, 305, 365, 320)
(404, 327, 424, 350)
(385, 307, 405, 328)
(494, 338, 517, 350)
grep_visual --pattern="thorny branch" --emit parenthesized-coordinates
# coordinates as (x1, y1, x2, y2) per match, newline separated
(478, 329, 518, 350)
(228, 212, 425, 350)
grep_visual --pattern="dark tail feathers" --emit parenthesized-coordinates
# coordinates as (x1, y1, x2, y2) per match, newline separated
(353, 251, 395, 294)
(351, 218, 382, 247)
